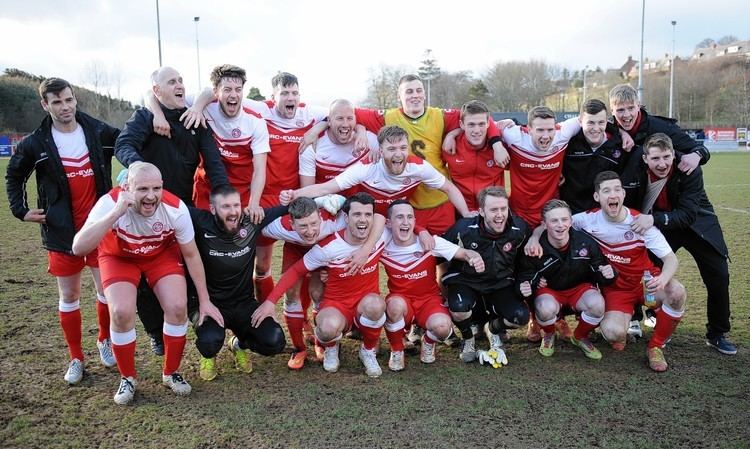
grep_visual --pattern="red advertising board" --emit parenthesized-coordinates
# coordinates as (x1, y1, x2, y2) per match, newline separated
(705, 127, 737, 142)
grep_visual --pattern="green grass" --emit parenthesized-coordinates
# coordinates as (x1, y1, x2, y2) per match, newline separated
(1, 154, 749, 449)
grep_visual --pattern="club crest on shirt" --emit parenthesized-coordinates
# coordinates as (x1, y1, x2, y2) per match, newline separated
(503, 242, 513, 252)
(470, 242, 478, 249)
(296, 120, 305, 128)
(152, 222, 164, 233)
(578, 247, 588, 257)
(487, 160, 495, 167)
(402, 177, 412, 185)
(624, 231, 634, 240)
(413, 251, 423, 258)
(231, 128, 241, 138)
(239, 228, 248, 238)
(612, 149, 621, 159)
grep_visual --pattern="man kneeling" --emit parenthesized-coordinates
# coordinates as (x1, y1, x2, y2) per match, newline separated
(519, 200, 615, 360)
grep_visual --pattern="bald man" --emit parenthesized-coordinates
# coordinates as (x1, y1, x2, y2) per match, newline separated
(115, 66, 228, 354)
(73, 162, 218, 405)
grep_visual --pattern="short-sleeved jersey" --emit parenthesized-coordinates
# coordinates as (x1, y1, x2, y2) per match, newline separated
(502, 118, 579, 227)
(243, 99, 327, 205)
(299, 131, 379, 197)
(334, 156, 446, 215)
(261, 210, 345, 246)
(356, 107, 461, 209)
(572, 208, 672, 279)
(302, 230, 386, 306)
(86, 187, 194, 259)
(189, 96, 271, 209)
(381, 234, 459, 298)
(443, 132, 505, 211)
(53, 126, 96, 230)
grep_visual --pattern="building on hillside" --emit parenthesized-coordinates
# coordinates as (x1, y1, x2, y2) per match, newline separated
(692, 40, 750, 61)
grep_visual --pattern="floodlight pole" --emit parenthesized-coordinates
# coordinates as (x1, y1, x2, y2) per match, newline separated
(156, 0, 163, 66)
(194, 17, 201, 90)
(669, 20, 677, 118)
(638, 0, 645, 103)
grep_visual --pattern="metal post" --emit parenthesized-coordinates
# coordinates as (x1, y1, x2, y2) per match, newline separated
(194, 17, 201, 90)
(583, 65, 589, 102)
(638, 0, 645, 103)
(669, 20, 677, 118)
(156, 0, 162, 66)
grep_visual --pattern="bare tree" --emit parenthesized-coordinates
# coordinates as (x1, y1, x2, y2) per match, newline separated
(362, 64, 406, 109)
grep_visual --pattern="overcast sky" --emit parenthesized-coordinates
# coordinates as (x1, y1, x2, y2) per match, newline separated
(1, 0, 747, 107)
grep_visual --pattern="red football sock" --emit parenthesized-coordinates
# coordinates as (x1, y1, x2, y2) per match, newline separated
(285, 314, 306, 351)
(574, 320, 598, 340)
(300, 276, 312, 317)
(112, 341, 137, 378)
(163, 333, 187, 375)
(385, 328, 405, 351)
(96, 298, 110, 342)
(357, 315, 385, 350)
(59, 308, 84, 361)
(648, 306, 682, 349)
(540, 324, 556, 335)
(254, 275, 275, 302)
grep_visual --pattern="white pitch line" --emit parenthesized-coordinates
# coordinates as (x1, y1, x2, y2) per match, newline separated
(706, 184, 750, 188)
(717, 206, 750, 214)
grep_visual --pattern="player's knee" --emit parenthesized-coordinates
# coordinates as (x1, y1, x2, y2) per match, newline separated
(448, 292, 473, 313)
(534, 298, 558, 322)
(254, 325, 286, 356)
(664, 281, 687, 309)
(506, 305, 530, 328)
(110, 303, 133, 327)
(195, 333, 223, 358)
(386, 298, 407, 319)
(600, 319, 626, 343)
(160, 300, 187, 323)
(429, 315, 453, 339)
(583, 295, 605, 318)
(360, 294, 385, 320)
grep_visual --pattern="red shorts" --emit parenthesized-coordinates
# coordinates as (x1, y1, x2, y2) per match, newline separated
(47, 249, 99, 277)
(602, 269, 661, 314)
(536, 283, 598, 310)
(99, 245, 185, 289)
(282, 242, 309, 271)
(414, 201, 456, 235)
(386, 293, 449, 329)
(320, 291, 379, 331)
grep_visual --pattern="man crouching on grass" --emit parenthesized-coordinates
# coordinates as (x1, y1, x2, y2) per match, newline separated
(73, 162, 218, 404)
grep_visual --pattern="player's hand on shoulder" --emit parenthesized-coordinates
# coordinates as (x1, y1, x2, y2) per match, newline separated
(417, 230, 436, 251)
(114, 191, 136, 216)
(244, 204, 264, 224)
(630, 214, 654, 234)
(678, 152, 700, 175)
(524, 236, 543, 258)
(620, 130, 634, 152)
(180, 107, 207, 130)
(153, 115, 171, 138)
(465, 249, 485, 273)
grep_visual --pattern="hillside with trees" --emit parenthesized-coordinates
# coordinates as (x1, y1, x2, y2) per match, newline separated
(0, 69, 136, 133)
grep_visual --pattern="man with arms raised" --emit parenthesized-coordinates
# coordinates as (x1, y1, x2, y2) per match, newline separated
(73, 162, 216, 404)
(299, 99, 379, 197)
(381, 200, 485, 371)
(573, 171, 686, 372)
(442, 100, 506, 212)
(281, 125, 472, 219)
(517, 200, 615, 359)
(6, 77, 119, 383)
(182, 72, 327, 302)
(442, 186, 530, 365)
(355, 74, 507, 234)
(252, 193, 388, 378)
(622, 134, 735, 354)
